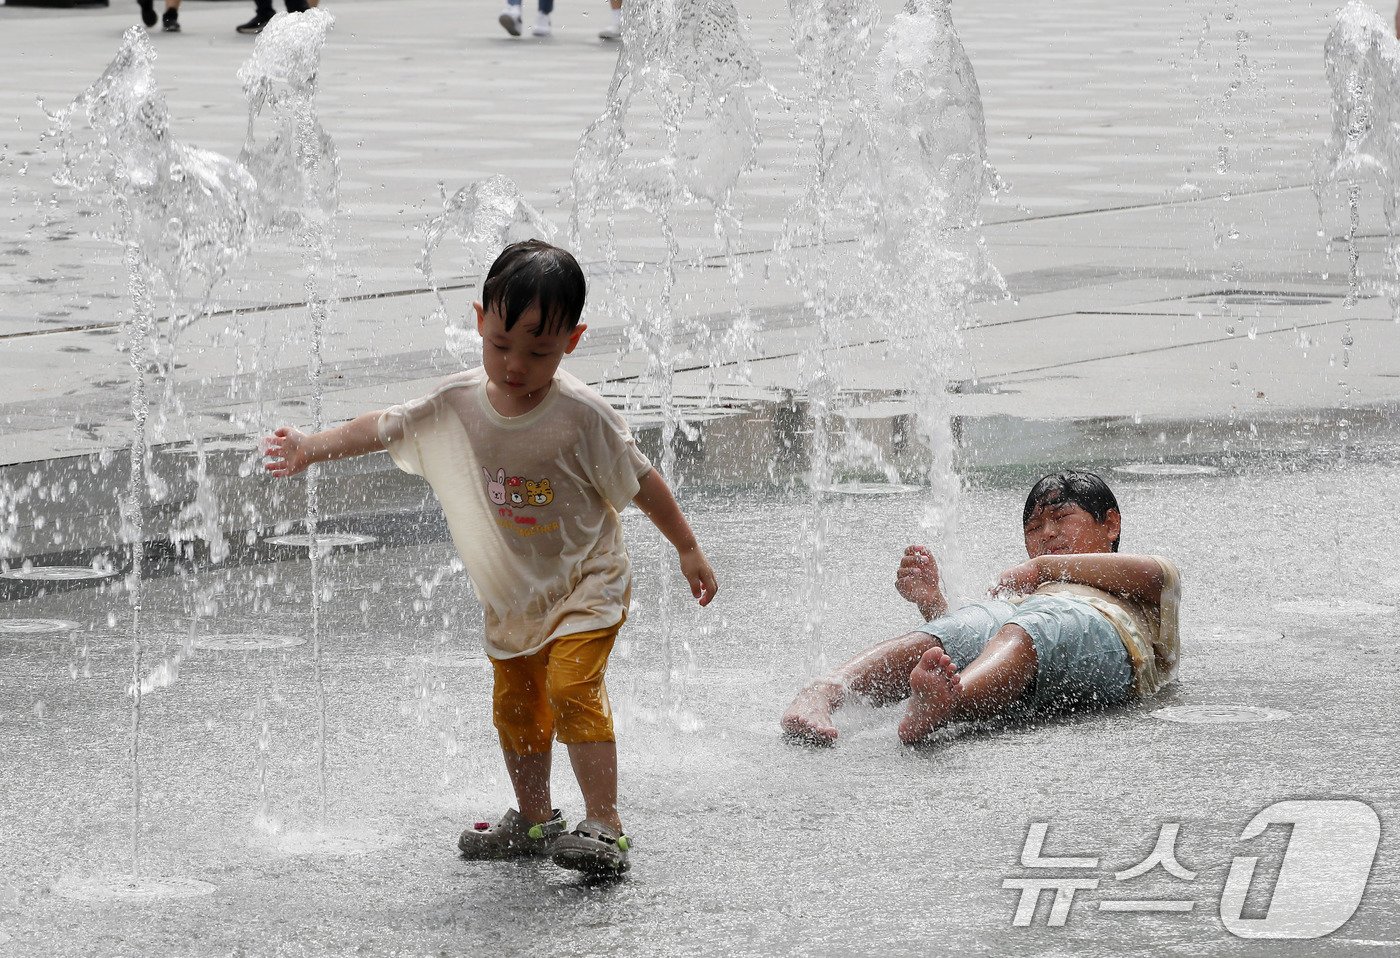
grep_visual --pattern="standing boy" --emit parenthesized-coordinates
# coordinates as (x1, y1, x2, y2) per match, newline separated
(263, 240, 718, 874)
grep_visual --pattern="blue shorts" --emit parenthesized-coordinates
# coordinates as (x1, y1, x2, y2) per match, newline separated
(917, 595, 1132, 713)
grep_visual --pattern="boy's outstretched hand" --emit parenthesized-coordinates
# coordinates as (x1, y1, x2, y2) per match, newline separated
(896, 544, 947, 621)
(679, 546, 718, 606)
(262, 426, 312, 478)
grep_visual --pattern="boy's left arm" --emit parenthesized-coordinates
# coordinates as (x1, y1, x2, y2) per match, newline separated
(994, 554, 1166, 603)
(632, 468, 718, 606)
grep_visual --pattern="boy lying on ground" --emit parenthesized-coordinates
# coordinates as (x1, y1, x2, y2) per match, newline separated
(781, 471, 1180, 745)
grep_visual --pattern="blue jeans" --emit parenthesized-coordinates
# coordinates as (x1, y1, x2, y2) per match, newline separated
(917, 595, 1132, 713)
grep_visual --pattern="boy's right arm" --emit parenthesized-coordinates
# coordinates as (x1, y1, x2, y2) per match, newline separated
(992, 554, 1167, 604)
(895, 545, 948, 621)
(263, 410, 387, 478)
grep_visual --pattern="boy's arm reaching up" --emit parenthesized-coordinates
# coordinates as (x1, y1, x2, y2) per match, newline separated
(992, 554, 1166, 604)
(895, 545, 949, 621)
(263, 411, 387, 478)
(631, 468, 718, 606)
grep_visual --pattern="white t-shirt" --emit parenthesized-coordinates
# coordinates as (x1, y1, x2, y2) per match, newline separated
(377, 367, 653, 659)
(1034, 555, 1182, 696)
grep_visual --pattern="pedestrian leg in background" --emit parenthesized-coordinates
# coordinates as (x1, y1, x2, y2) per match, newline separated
(237, 0, 276, 35)
(599, 0, 621, 41)
(237, 0, 316, 36)
(137, 0, 180, 32)
(533, 0, 554, 38)
(499, 0, 523, 37)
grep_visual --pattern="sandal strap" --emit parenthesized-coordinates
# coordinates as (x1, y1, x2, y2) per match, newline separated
(573, 818, 627, 845)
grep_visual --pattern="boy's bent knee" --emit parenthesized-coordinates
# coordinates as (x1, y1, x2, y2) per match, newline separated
(990, 623, 1035, 654)
(977, 624, 1040, 678)
(494, 707, 554, 754)
(495, 727, 554, 754)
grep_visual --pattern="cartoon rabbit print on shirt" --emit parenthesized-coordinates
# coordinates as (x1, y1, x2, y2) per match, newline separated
(482, 468, 507, 505)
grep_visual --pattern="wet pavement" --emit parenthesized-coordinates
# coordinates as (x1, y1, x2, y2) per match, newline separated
(3, 467, 1400, 955)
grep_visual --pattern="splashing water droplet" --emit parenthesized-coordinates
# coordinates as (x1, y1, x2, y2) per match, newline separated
(418, 175, 554, 366)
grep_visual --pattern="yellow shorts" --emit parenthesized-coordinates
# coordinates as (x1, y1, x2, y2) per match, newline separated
(491, 620, 622, 755)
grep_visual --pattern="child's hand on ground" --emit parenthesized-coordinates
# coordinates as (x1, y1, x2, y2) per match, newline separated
(895, 545, 946, 619)
(678, 546, 718, 606)
(262, 426, 312, 478)
(990, 559, 1043, 598)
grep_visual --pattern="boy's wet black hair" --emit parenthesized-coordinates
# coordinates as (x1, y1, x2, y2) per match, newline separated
(481, 239, 587, 335)
(1022, 471, 1121, 552)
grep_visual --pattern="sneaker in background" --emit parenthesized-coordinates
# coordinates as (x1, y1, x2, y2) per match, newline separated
(162, 8, 180, 32)
(138, 0, 157, 27)
(236, 14, 273, 34)
(532, 12, 552, 37)
(598, 8, 621, 40)
(498, 4, 523, 36)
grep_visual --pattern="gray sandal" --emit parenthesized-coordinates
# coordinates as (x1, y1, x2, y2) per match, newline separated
(457, 808, 566, 860)
(551, 818, 632, 874)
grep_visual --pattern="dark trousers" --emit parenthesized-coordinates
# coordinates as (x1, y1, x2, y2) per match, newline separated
(254, 0, 308, 19)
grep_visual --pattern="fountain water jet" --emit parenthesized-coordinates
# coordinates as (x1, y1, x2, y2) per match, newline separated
(418, 174, 556, 367)
(48, 21, 258, 571)
(44, 26, 256, 898)
(782, 0, 875, 677)
(786, 0, 1002, 674)
(1320, 0, 1400, 319)
(571, 0, 762, 720)
(238, 8, 341, 834)
(841, 1, 1002, 597)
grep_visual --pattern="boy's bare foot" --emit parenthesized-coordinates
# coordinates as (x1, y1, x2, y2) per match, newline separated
(780, 681, 843, 745)
(897, 647, 961, 745)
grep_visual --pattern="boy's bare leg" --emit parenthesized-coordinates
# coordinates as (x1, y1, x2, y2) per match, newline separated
(502, 750, 554, 823)
(566, 741, 622, 831)
(781, 631, 946, 744)
(899, 624, 1038, 743)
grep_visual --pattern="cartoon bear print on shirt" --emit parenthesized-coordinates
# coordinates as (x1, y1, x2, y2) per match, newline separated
(526, 478, 554, 506)
(506, 476, 527, 507)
